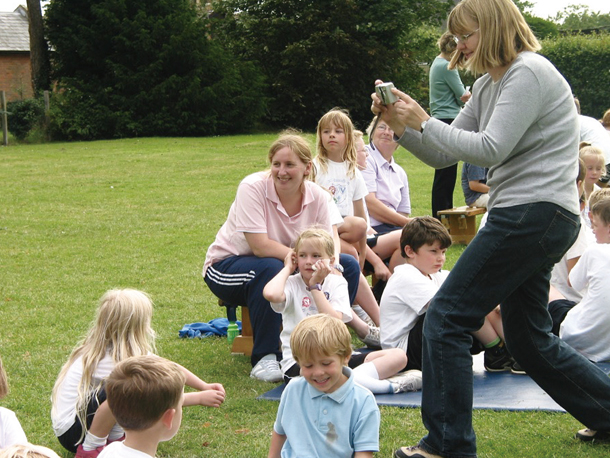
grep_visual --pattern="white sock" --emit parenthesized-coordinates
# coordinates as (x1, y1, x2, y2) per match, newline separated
(108, 424, 125, 441)
(353, 362, 393, 394)
(82, 432, 107, 451)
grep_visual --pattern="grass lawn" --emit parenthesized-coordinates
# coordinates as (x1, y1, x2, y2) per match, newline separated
(1, 136, 608, 457)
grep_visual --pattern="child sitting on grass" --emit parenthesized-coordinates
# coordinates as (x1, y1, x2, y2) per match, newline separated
(0, 355, 27, 449)
(51, 289, 225, 458)
(380, 217, 514, 373)
(268, 314, 380, 458)
(263, 228, 421, 394)
(99, 355, 186, 457)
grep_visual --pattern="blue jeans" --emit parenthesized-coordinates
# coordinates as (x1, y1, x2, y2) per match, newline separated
(204, 254, 360, 366)
(419, 202, 610, 458)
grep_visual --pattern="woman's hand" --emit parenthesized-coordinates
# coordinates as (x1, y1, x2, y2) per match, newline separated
(371, 80, 430, 137)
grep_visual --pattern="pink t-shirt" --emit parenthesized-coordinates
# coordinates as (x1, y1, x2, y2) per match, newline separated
(203, 172, 333, 276)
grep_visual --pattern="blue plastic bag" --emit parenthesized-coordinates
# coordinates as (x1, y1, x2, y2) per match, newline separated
(179, 318, 242, 339)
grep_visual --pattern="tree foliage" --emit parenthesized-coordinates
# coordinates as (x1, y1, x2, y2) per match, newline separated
(551, 5, 610, 30)
(44, 0, 266, 140)
(210, 0, 452, 130)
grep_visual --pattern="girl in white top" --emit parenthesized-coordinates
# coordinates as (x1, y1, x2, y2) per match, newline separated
(579, 142, 605, 232)
(314, 108, 369, 270)
(51, 289, 225, 457)
(0, 355, 27, 449)
(263, 228, 420, 395)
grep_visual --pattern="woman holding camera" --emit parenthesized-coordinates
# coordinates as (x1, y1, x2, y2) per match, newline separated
(372, 0, 610, 456)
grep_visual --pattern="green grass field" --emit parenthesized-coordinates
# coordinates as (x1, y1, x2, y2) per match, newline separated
(0, 136, 607, 457)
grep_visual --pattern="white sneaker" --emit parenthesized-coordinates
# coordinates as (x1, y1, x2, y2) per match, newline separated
(388, 369, 423, 393)
(360, 325, 381, 349)
(352, 304, 375, 327)
(250, 354, 283, 382)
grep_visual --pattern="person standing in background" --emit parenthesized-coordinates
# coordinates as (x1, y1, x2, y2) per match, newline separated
(429, 31, 471, 219)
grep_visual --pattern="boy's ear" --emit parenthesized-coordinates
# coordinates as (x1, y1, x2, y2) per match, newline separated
(329, 255, 336, 266)
(403, 245, 416, 259)
(161, 408, 176, 430)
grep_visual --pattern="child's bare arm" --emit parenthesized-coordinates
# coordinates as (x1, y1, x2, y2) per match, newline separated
(183, 390, 225, 408)
(263, 251, 296, 303)
(310, 260, 343, 320)
(354, 452, 374, 458)
(469, 180, 490, 193)
(268, 431, 287, 458)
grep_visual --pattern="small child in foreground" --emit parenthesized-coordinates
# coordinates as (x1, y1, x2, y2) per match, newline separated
(98, 355, 186, 457)
(0, 355, 28, 449)
(268, 314, 380, 458)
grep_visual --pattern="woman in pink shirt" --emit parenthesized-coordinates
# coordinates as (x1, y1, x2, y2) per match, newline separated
(203, 132, 361, 383)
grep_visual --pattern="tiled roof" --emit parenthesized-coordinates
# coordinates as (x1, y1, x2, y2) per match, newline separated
(0, 6, 30, 52)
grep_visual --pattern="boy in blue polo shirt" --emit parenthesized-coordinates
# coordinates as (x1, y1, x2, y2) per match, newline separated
(268, 314, 380, 458)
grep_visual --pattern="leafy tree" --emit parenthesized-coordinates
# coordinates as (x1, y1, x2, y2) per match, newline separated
(552, 5, 610, 30)
(210, 0, 452, 130)
(45, 0, 266, 140)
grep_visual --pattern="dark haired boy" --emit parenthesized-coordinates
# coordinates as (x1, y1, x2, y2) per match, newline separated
(379, 216, 511, 372)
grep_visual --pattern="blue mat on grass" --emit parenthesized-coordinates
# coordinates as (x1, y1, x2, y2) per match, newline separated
(258, 354, 610, 412)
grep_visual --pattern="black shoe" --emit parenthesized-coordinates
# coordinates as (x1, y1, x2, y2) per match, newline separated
(575, 428, 610, 442)
(395, 445, 443, 458)
(484, 342, 512, 372)
(510, 360, 526, 375)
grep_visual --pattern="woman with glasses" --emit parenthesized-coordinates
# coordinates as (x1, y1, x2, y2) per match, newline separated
(372, 0, 610, 457)
(429, 31, 471, 220)
(361, 118, 412, 235)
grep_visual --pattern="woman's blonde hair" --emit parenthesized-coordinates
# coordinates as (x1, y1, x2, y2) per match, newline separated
(267, 129, 316, 182)
(51, 289, 156, 441)
(293, 228, 335, 259)
(315, 108, 357, 179)
(447, 0, 540, 75)
(0, 355, 8, 399)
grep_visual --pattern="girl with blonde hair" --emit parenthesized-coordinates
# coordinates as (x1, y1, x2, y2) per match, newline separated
(372, 0, 610, 455)
(0, 355, 28, 449)
(51, 289, 225, 458)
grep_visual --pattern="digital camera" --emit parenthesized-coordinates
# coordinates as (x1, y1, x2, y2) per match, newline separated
(375, 82, 398, 105)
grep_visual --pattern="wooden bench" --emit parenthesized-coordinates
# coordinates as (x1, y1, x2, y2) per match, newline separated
(437, 206, 486, 245)
(218, 300, 253, 356)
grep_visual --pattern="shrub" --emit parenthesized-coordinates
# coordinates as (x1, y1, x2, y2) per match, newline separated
(541, 33, 610, 119)
(7, 98, 45, 141)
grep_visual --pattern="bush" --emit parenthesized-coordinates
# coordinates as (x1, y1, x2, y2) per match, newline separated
(7, 98, 45, 141)
(541, 33, 610, 119)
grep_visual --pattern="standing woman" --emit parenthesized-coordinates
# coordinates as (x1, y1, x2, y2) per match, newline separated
(203, 132, 360, 383)
(429, 31, 471, 219)
(372, 0, 610, 457)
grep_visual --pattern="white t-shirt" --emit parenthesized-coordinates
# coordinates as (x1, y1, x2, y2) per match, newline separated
(51, 353, 115, 436)
(561, 243, 610, 362)
(550, 219, 588, 302)
(380, 263, 450, 352)
(314, 158, 368, 217)
(0, 406, 27, 449)
(580, 115, 610, 165)
(270, 274, 352, 374)
(99, 441, 152, 458)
